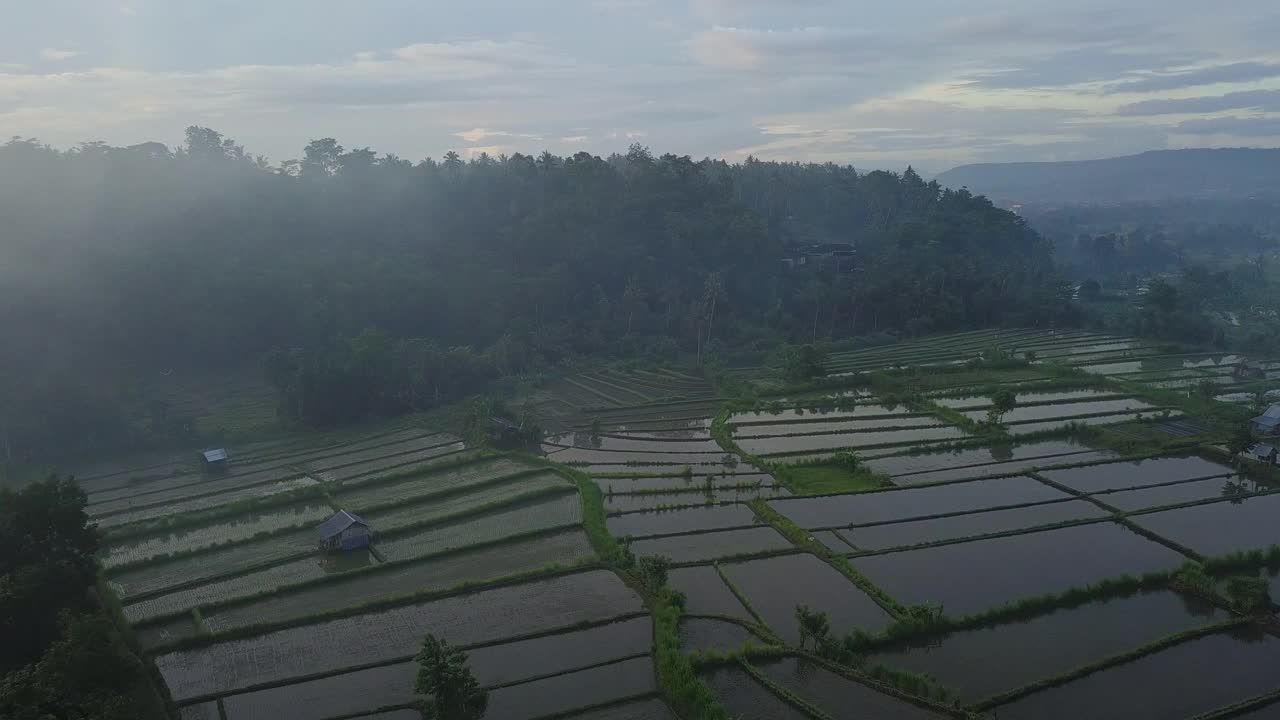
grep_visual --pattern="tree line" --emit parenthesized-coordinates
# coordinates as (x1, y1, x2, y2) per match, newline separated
(1, 129, 1073, 455)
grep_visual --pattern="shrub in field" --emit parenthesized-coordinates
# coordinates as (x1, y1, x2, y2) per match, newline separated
(1225, 575, 1271, 612)
(794, 605, 830, 651)
(415, 633, 487, 720)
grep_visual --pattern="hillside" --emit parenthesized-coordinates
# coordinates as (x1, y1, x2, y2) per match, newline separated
(936, 148, 1280, 205)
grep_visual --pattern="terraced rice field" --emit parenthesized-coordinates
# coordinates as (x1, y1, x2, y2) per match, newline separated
(74, 329, 1280, 718)
(361, 474, 571, 531)
(720, 554, 893, 641)
(868, 590, 1224, 702)
(155, 570, 642, 701)
(852, 522, 1187, 616)
(101, 502, 333, 569)
(202, 530, 596, 632)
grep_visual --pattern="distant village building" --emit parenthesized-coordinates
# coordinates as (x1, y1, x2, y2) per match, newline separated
(317, 510, 372, 552)
(781, 243, 855, 271)
(1232, 358, 1267, 380)
(201, 448, 228, 470)
(1251, 404, 1280, 436)
(1244, 443, 1279, 465)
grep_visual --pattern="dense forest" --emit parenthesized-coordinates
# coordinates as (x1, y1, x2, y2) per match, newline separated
(1, 128, 1073, 463)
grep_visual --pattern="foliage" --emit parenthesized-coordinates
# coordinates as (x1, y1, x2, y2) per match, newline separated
(794, 605, 831, 651)
(653, 575, 729, 719)
(776, 344, 828, 382)
(0, 134, 1071, 461)
(637, 555, 672, 594)
(0, 477, 100, 672)
(414, 634, 488, 720)
(0, 612, 166, 720)
(987, 388, 1018, 426)
(0, 478, 165, 719)
(1224, 575, 1271, 612)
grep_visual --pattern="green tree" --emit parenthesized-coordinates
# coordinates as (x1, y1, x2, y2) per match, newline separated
(415, 634, 487, 720)
(1078, 279, 1102, 301)
(779, 344, 828, 382)
(987, 389, 1018, 426)
(0, 477, 99, 672)
(637, 555, 671, 593)
(794, 605, 830, 651)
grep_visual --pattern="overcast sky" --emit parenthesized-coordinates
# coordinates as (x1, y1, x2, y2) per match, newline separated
(3, 0, 1279, 174)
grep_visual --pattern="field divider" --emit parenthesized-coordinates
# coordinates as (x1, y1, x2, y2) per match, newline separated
(527, 457, 629, 565)
(1187, 688, 1280, 720)
(131, 522, 589, 629)
(524, 693, 671, 720)
(107, 479, 573, 577)
(682, 612, 781, 646)
(482, 652, 651, 692)
(176, 610, 652, 707)
(101, 480, 332, 542)
(970, 618, 1253, 712)
(147, 563, 624, 659)
(332, 465, 561, 516)
(733, 422, 951, 440)
(812, 494, 1086, 532)
(669, 546, 802, 569)
(102, 453, 501, 548)
(1023, 469, 1205, 560)
(738, 658, 835, 720)
(748, 498, 907, 619)
(843, 568, 1181, 655)
(88, 468, 311, 520)
(303, 434, 464, 475)
(564, 375, 634, 406)
(791, 650, 969, 718)
(712, 563, 773, 633)
(839, 515, 1115, 559)
(616, 522, 771, 543)
(576, 373, 660, 403)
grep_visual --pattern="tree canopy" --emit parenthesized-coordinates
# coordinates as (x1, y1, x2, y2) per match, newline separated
(0, 131, 1071, 461)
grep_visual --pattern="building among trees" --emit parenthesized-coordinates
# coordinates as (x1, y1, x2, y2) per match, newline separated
(1251, 404, 1280, 435)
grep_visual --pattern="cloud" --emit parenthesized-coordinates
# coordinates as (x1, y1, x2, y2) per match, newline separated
(39, 48, 80, 62)
(455, 128, 542, 142)
(1117, 89, 1280, 115)
(1111, 61, 1280, 93)
(1175, 115, 1280, 136)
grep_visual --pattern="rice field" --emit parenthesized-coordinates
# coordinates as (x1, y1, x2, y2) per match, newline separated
(328, 456, 533, 509)
(720, 554, 893, 641)
(156, 570, 642, 701)
(73, 329, 1280, 717)
(629, 526, 793, 563)
(851, 522, 1188, 616)
(101, 502, 334, 569)
(360, 474, 571, 531)
(868, 589, 1225, 702)
(202, 530, 595, 633)
(374, 492, 584, 561)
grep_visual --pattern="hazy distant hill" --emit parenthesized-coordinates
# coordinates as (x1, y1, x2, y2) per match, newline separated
(936, 148, 1280, 205)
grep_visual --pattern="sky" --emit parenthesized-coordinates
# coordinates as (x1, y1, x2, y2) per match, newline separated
(2, 0, 1279, 174)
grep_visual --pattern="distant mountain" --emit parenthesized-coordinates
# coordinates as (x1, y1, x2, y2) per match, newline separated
(935, 148, 1280, 206)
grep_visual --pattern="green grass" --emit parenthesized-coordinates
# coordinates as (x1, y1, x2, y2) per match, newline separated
(776, 464, 886, 494)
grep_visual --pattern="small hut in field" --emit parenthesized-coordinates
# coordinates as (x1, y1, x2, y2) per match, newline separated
(201, 448, 229, 472)
(317, 510, 372, 552)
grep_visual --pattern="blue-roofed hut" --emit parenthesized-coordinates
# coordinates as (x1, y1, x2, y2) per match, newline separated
(317, 510, 372, 552)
